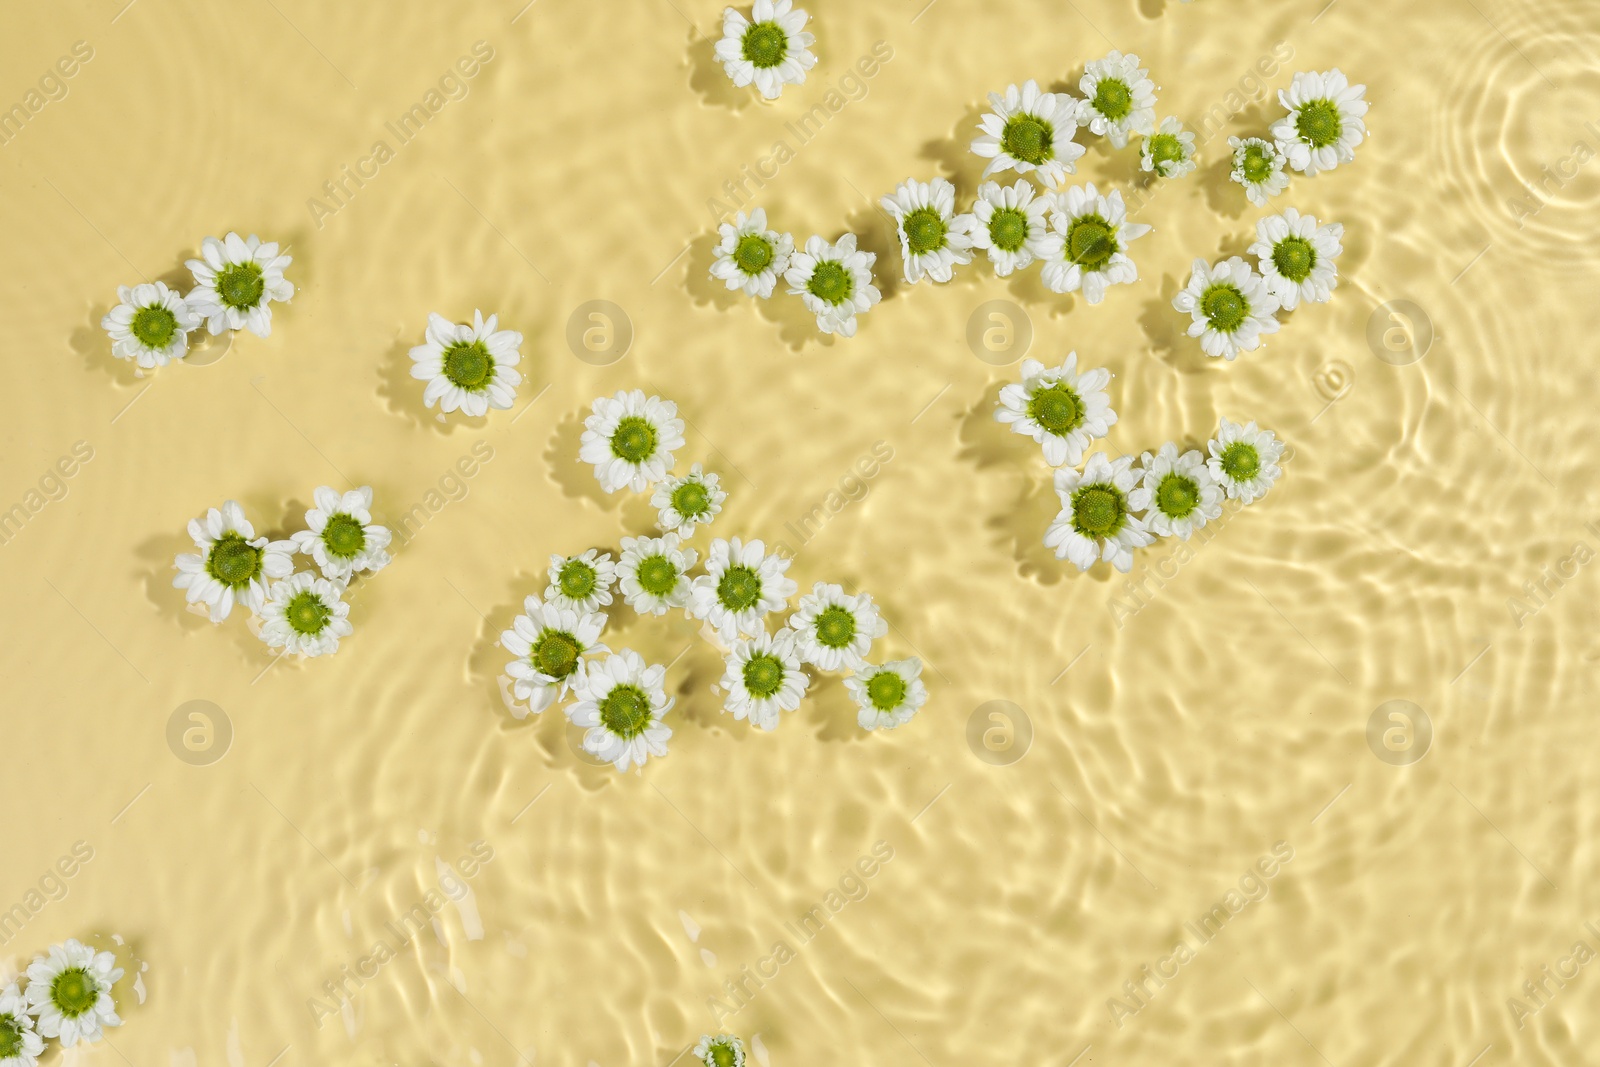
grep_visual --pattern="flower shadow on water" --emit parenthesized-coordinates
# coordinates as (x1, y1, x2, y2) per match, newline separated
(377, 334, 484, 436)
(1199, 156, 1250, 221)
(1141, 273, 1206, 373)
(753, 282, 827, 352)
(955, 381, 1021, 474)
(842, 203, 902, 303)
(801, 679, 869, 743)
(919, 102, 991, 198)
(545, 409, 623, 510)
(687, 26, 753, 113)
(683, 229, 745, 314)
(70, 301, 145, 388)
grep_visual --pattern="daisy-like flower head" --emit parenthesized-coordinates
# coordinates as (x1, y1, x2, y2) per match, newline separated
(566, 649, 673, 772)
(710, 208, 795, 298)
(1128, 441, 1223, 541)
(715, 0, 816, 100)
(970, 180, 1053, 277)
(185, 232, 293, 337)
(0, 984, 43, 1067)
(408, 310, 524, 417)
(258, 571, 352, 658)
(1207, 418, 1284, 504)
(1077, 51, 1157, 148)
(24, 939, 123, 1048)
(290, 486, 392, 580)
(784, 233, 881, 338)
(880, 177, 976, 285)
(1038, 183, 1151, 304)
(1270, 68, 1368, 175)
(1248, 207, 1345, 311)
(616, 534, 698, 616)
(652, 463, 726, 537)
(845, 658, 927, 732)
(970, 79, 1086, 188)
(101, 282, 200, 368)
(1140, 117, 1197, 179)
(172, 500, 295, 622)
(994, 354, 1117, 468)
(579, 390, 687, 493)
(688, 537, 798, 641)
(1172, 257, 1282, 360)
(720, 628, 810, 730)
(1045, 452, 1153, 573)
(1229, 136, 1290, 206)
(788, 582, 888, 671)
(545, 549, 617, 614)
(500, 594, 608, 714)
(693, 1034, 747, 1067)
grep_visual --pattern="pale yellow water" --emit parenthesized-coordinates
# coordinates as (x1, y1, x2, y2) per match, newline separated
(4, 0, 1599, 1063)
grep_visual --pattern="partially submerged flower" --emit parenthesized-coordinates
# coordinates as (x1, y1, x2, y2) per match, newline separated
(172, 500, 294, 622)
(0, 984, 43, 1067)
(970, 79, 1086, 187)
(566, 649, 674, 772)
(994, 354, 1118, 468)
(500, 595, 608, 714)
(688, 537, 797, 641)
(545, 549, 617, 615)
(784, 233, 881, 337)
(788, 582, 887, 671)
(1207, 418, 1284, 504)
(1271, 68, 1368, 175)
(714, 0, 816, 100)
(693, 1034, 748, 1067)
(185, 232, 293, 337)
(1228, 136, 1289, 207)
(880, 177, 975, 285)
(1038, 183, 1151, 304)
(1172, 256, 1281, 360)
(846, 658, 927, 731)
(409, 310, 524, 417)
(1045, 452, 1153, 573)
(720, 629, 810, 730)
(102, 282, 200, 368)
(579, 390, 686, 493)
(258, 572, 352, 657)
(1077, 51, 1157, 148)
(1249, 207, 1344, 310)
(291, 486, 392, 580)
(24, 940, 123, 1048)
(1129, 442, 1223, 541)
(1140, 117, 1197, 179)
(616, 534, 697, 615)
(652, 464, 726, 538)
(970, 179, 1053, 277)
(711, 208, 794, 298)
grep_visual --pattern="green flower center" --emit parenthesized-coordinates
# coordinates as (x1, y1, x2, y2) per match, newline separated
(558, 560, 598, 601)
(901, 207, 948, 256)
(1272, 236, 1316, 283)
(1001, 113, 1052, 165)
(1149, 132, 1184, 174)
(1093, 78, 1133, 121)
(743, 653, 786, 698)
(599, 684, 652, 739)
(1240, 144, 1275, 184)
(865, 671, 907, 712)
(807, 261, 853, 306)
(1066, 216, 1117, 272)
(1155, 472, 1200, 519)
(321, 513, 366, 558)
(1027, 382, 1085, 436)
(706, 1041, 741, 1067)
(1201, 284, 1248, 333)
(51, 967, 99, 1018)
(742, 21, 788, 68)
(0, 1015, 25, 1059)
(611, 416, 659, 463)
(533, 629, 582, 678)
(989, 207, 1029, 252)
(1296, 99, 1342, 148)
(814, 605, 857, 649)
(636, 555, 680, 597)
(442, 340, 493, 391)
(734, 233, 774, 274)
(1219, 441, 1261, 482)
(206, 533, 263, 589)
(285, 590, 332, 636)
(1072, 484, 1126, 539)
(672, 481, 711, 518)
(216, 262, 265, 310)
(717, 565, 762, 612)
(131, 304, 179, 348)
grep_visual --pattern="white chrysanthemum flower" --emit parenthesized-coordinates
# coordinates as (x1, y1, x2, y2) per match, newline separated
(0, 984, 43, 1067)
(172, 500, 295, 622)
(579, 390, 686, 493)
(545, 549, 616, 614)
(101, 282, 200, 368)
(185, 232, 293, 337)
(880, 177, 976, 285)
(616, 534, 697, 615)
(1037, 183, 1150, 304)
(290, 486, 392, 580)
(688, 537, 798, 641)
(1140, 117, 1197, 179)
(24, 940, 123, 1048)
(566, 649, 673, 772)
(652, 464, 726, 537)
(1248, 208, 1344, 311)
(970, 180, 1053, 277)
(1207, 418, 1285, 504)
(846, 658, 927, 732)
(714, 0, 816, 100)
(788, 582, 887, 671)
(500, 594, 608, 714)
(693, 1034, 748, 1067)
(970, 79, 1086, 187)
(710, 208, 794, 298)
(994, 353, 1117, 468)
(1229, 136, 1290, 206)
(1045, 452, 1153, 573)
(1271, 68, 1368, 175)
(1128, 442, 1223, 541)
(1077, 51, 1157, 148)
(408, 310, 523, 417)
(1172, 257, 1282, 360)
(720, 629, 809, 730)
(784, 233, 881, 338)
(258, 572, 352, 657)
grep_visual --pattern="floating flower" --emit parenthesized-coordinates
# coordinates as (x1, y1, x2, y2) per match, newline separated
(970, 180, 1053, 277)
(290, 486, 392, 580)
(1172, 256, 1281, 360)
(500, 595, 608, 714)
(258, 572, 352, 657)
(653, 464, 726, 538)
(24, 940, 122, 1048)
(101, 282, 200, 368)
(693, 1034, 747, 1067)
(788, 582, 887, 671)
(408, 310, 524, 417)
(1228, 136, 1289, 206)
(688, 537, 797, 641)
(172, 500, 295, 622)
(994, 353, 1117, 468)
(545, 549, 616, 615)
(0, 984, 42, 1067)
(579, 390, 686, 493)
(784, 233, 881, 337)
(1039, 183, 1150, 304)
(1271, 68, 1368, 175)
(710, 208, 795, 298)
(1129, 442, 1222, 541)
(1140, 117, 1197, 179)
(720, 629, 809, 730)
(1207, 418, 1284, 504)
(566, 649, 673, 772)
(1077, 51, 1157, 148)
(616, 534, 697, 615)
(970, 79, 1086, 187)
(880, 177, 975, 285)
(1249, 208, 1344, 311)
(185, 232, 293, 337)
(714, 0, 816, 100)
(1045, 453, 1153, 573)
(845, 658, 927, 731)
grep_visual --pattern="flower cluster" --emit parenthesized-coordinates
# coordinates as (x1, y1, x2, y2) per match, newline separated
(0, 939, 124, 1065)
(171, 488, 392, 657)
(1228, 68, 1368, 206)
(101, 231, 293, 369)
